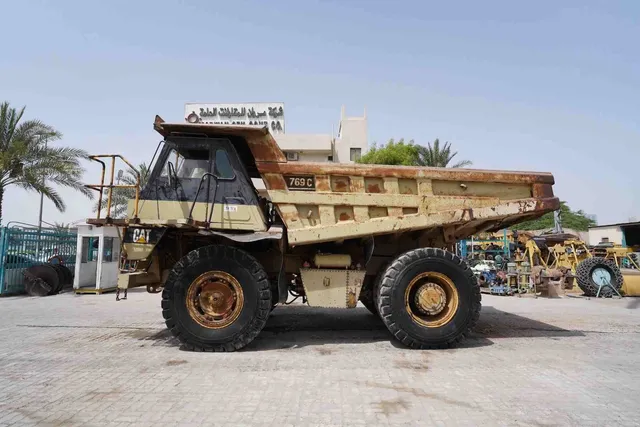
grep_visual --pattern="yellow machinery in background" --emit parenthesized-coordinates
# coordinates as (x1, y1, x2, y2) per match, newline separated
(547, 239, 592, 289)
(592, 245, 640, 269)
(515, 239, 548, 268)
(514, 235, 590, 293)
(548, 240, 591, 271)
(621, 270, 640, 296)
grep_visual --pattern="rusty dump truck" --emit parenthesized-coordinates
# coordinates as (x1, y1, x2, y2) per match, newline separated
(86, 116, 559, 351)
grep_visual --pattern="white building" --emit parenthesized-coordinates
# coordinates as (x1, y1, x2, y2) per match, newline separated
(184, 103, 368, 164)
(588, 221, 640, 247)
(335, 106, 368, 163)
(276, 106, 367, 163)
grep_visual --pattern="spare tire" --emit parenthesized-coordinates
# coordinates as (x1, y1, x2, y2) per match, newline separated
(576, 257, 623, 297)
(23, 264, 61, 296)
(52, 264, 73, 288)
(50, 264, 71, 292)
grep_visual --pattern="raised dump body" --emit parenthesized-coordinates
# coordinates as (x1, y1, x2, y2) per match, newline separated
(85, 116, 559, 352)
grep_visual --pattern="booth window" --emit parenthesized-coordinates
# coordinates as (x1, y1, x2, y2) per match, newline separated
(103, 237, 114, 262)
(81, 237, 90, 263)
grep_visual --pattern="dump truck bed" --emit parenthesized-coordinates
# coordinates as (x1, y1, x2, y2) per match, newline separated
(257, 161, 558, 245)
(97, 119, 559, 247)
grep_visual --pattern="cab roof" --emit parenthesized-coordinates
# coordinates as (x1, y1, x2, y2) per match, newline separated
(153, 115, 286, 163)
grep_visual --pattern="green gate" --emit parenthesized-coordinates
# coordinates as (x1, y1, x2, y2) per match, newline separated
(0, 226, 78, 295)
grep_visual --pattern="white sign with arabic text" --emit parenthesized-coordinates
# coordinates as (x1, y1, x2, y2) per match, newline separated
(184, 102, 285, 134)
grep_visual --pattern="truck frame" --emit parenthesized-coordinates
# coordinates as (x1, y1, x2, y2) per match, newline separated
(85, 116, 559, 351)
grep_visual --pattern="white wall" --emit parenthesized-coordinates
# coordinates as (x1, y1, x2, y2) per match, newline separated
(97, 237, 120, 290)
(296, 152, 332, 162)
(334, 106, 368, 163)
(77, 261, 97, 288)
(276, 134, 331, 151)
(588, 226, 624, 245)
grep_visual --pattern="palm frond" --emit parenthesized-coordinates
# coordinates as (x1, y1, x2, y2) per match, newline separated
(16, 179, 65, 211)
(13, 119, 62, 149)
(0, 101, 93, 219)
(450, 159, 473, 168)
(417, 138, 472, 168)
(0, 102, 25, 151)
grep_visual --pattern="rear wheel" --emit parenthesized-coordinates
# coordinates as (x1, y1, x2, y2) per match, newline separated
(376, 248, 481, 349)
(162, 245, 271, 352)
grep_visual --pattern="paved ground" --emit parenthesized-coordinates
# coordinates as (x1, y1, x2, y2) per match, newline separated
(1, 290, 639, 427)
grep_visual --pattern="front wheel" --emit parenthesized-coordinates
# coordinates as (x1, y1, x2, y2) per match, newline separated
(376, 248, 481, 349)
(162, 245, 271, 352)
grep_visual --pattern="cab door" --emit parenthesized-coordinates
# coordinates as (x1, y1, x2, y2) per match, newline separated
(207, 140, 266, 231)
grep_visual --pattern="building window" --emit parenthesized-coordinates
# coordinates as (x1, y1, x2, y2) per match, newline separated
(286, 152, 299, 161)
(327, 155, 333, 161)
(350, 148, 362, 162)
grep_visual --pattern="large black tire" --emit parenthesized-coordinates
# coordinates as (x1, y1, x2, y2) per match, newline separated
(23, 265, 60, 296)
(161, 245, 271, 352)
(49, 264, 69, 292)
(576, 257, 623, 297)
(58, 264, 74, 289)
(376, 248, 481, 349)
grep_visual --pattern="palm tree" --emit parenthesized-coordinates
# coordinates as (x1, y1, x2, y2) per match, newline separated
(0, 101, 92, 224)
(95, 162, 150, 218)
(417, 138, 472, 168)
(53, 221, 77, 233)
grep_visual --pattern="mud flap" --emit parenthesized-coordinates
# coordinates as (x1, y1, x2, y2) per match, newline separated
(277, 253, 288, 304)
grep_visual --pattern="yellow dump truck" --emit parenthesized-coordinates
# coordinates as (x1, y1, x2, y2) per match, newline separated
(86, 116, 559, 351)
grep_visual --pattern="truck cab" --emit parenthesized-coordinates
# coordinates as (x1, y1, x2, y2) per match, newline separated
(135, 135, 267, 231)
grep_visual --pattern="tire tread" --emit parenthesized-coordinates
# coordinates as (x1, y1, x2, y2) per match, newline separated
(161, 245, 271, 352)
(375, 247, 481, 349)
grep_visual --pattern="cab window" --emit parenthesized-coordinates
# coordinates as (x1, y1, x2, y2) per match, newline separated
(214, 149, 235, 179)
(161, 148, 210, 180)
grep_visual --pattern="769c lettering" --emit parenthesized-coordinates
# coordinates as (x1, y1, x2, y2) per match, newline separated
(285, 175, 315, 190)
(289, 177, 313, 187)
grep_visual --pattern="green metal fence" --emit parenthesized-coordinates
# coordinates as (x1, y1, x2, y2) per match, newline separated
(0, 226, 78, 295)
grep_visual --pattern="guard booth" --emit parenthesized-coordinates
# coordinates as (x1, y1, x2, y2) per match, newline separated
(73, 224, 121, 294)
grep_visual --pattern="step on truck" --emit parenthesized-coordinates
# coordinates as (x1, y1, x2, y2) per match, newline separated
(85, 115, 559, 351)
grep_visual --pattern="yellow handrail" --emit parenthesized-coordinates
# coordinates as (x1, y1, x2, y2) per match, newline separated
(85, 155, 140, 220)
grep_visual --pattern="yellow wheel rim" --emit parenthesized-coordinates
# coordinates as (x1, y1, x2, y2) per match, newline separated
(186, 271, 244, 329)
(404, 271, 459, 328)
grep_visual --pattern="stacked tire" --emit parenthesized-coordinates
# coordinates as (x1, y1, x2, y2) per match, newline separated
(23, 263, 74, 296)
(576, 257, 623, 297)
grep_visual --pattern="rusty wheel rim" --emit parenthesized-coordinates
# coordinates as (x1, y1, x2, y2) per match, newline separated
(186, 271, 244, 329)
(404, 272, 459, 328)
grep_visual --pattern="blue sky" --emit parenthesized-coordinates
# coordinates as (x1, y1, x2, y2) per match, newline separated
(2, 0, 638, 226)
